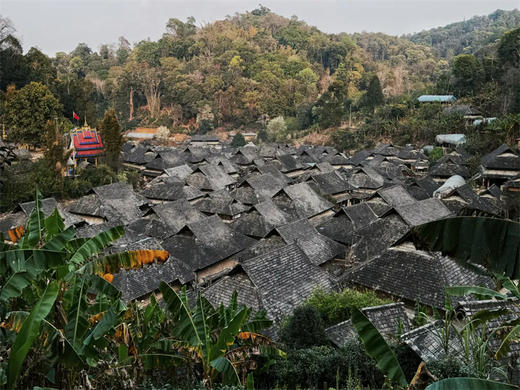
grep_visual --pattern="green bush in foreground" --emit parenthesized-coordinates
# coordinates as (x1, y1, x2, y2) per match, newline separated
(279, 305, 328, 349)
(307, 288, 392, 327)
(261, 341, 383, 389)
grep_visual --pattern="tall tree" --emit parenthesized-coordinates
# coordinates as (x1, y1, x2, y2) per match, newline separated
(497, 27, 520, 69)
(5, 82, 63, 145)
(43, 119, 70, 194)
(313, 80, 346, 128)
(364, 75, 384, 112)
(452, 54, 483, 96)
(0, 16, 28, 90)
(99, 109, 123, 171)
(231, 132, 246, 147)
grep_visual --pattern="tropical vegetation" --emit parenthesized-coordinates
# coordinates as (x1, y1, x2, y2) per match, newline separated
(0, 191, 281, 389)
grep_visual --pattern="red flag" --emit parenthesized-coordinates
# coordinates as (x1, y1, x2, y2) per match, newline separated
(73, 111, 80, 121)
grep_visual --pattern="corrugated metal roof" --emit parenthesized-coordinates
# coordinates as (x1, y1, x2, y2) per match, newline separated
(473, 117, 497, 126)
(126, 132, 155, 139)
(418, 95, 457, 103)
(435, 134, 466, 145)
(433, 175, 466, 197)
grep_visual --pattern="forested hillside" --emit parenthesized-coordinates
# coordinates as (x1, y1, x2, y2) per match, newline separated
(0, 5, 443, 134)
(408, 9, 520, 58)
(0, 6, 518, 151)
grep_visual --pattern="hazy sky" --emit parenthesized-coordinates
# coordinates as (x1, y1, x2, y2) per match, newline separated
(1, 0, 519, 55)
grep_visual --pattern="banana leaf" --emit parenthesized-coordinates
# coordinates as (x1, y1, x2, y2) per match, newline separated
(68, 226, 125, 266)
(210, 307, 249, 361)
(7, 281, 59, 390)
(19, 190, 44, 249)
(445, 286, 507, 300)
(159, 283, 203, 348)
(210, 356, 240, 386)
(83, 302, 126, 348)
(425, 377, 519, 389)
(0, 248, 68, 301)
(44, 207, 64, 241)
(414, 217, 520, 279)
(351, 308, 408, 388)
(495, 324, 520, 360)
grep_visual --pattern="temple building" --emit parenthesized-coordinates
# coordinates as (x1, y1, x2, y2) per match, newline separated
(68, 122, 104, 170)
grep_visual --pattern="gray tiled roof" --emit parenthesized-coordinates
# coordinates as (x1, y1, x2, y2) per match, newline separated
(349, 214, 409, 262)
(345, 247, 494, 308)
(283, 182, 333, 218)
(202, 273, 262, 312)
(277, 219, 346, 265)
(394, 198, 452, 227)
(242, 243, 332, 321)
(93, 182, 144, 224)
(377, 185, 416, 207)
(401, 320, 463, 362)
(153, 199, 205, 234)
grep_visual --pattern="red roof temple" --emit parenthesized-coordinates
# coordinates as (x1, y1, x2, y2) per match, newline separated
(72, 128, 104, 158)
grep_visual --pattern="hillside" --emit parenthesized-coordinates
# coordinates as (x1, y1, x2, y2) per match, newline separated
(407, 9, 520, 57)
(0, 6, 518, 157)
(0, 6, 441, 134)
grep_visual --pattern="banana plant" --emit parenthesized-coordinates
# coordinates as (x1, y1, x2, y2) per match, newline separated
(413, 216, 520, 279)
(425, 378, 518, 389)
(351, 307, 518, 390)
(414, 216, 520, 373)
(159, 282, 284, 388)
(0, 190, 165, 389)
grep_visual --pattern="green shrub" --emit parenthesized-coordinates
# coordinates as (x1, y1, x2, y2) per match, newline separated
(0, 160, 124, 212)
(284, 116, 300, 132)
(429, 147, 444, 162)
(256, 128, 268, 143)
(261, 340, 383, 389)
(230, 133, 246, 147)
(307, 288, 392, 327)
(279, 305, 328, 349)
(330, 128, 359, 152)
(428, 355, 478, 380)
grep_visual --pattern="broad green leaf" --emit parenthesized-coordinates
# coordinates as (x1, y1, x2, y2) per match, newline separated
(470, 309, 511, 326)
(0, 249, 67, 301)
(445, 286, 507, 300)
(246, 372, 255, 390)
(494, 273, 520, 299)
(41, 227, 75, 253)
(495, 324, 520, 360)
(68, 226, 125, 266)
(7, 282, 59, 390)
(159, 283, 203, 348)
(118, 344, 129, 363)
(83, 305, 124, 347)
(425, 377, 518, 390)
(414, 217, 520, 279)
(44, 207, 65, 241)
(351, 308, 408, 388)
(210, 307, 249, 361)
(210, 356, 240, 386)
(242, 315, 272, 333)
(20, 190, 44, 249)
(88, 274, 121, 298)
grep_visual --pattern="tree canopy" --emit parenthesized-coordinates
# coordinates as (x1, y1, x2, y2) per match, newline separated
(4, 82, 63, 144)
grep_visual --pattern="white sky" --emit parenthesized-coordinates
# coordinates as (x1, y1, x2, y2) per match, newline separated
(1, 0, 519, 55)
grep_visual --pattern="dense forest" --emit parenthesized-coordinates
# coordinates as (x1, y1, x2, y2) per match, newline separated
(408, 9, 520, 58)
(0, 7, 518, 146)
